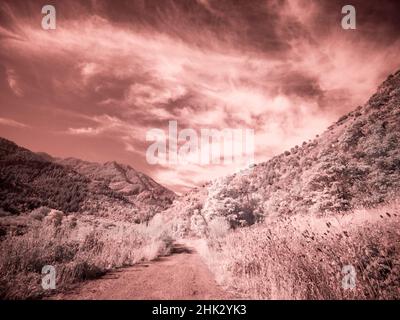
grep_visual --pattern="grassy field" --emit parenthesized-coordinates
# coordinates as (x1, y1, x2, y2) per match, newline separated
(194, 201, 400, 299)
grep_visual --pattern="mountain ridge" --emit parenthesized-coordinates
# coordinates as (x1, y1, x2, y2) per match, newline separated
(1, 68, 399, 227)
(0, 137, 175, 221)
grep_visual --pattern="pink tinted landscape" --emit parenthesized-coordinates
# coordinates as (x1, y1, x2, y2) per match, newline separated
(0, 0, 400, 300)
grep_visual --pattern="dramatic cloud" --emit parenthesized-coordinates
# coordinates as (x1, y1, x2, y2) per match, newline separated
(0, 0, 399, 193)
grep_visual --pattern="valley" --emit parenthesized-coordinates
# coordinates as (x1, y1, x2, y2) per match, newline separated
(1, 69, 400, 300)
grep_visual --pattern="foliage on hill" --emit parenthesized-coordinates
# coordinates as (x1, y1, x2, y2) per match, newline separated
(165, 69, 400, 233)
(0, 138, 175, 220)
(0, 139, 89, 214)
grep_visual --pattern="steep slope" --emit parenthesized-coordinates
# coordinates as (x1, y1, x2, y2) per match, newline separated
(165, 69, 400, 234)
(0, 139, 175, 220)
(0, 138, 88, 214)
(56, 158, 175, 213)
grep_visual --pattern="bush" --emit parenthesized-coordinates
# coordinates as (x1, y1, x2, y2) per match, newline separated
(208, 217, 230, 238)
(29, 206, 51, 221)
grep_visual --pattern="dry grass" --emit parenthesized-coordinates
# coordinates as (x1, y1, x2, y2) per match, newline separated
(195, 202, 400, 300)
(0, 211, 173, 299)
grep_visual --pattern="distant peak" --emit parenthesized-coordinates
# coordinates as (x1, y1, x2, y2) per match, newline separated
(104, 160, 119, 167)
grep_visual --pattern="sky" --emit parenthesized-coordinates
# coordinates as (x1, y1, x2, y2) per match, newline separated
(1, 0, 400, 193)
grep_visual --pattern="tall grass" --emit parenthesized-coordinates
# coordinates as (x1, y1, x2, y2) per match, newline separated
(0, 212, 173, 299)
(196, 202, 400, 299)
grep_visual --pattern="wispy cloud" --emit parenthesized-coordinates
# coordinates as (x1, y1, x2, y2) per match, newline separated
(0, 0, 399, 192)
(5, 68, 23, 96)
(0, 117, 29, 128)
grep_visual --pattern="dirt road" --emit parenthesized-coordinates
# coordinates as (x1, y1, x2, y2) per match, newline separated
(53, 243, 232, 300)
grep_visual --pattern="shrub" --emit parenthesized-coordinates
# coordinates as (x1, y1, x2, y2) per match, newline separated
(29, 206, 51, 221)
(208, 217, 230, 238)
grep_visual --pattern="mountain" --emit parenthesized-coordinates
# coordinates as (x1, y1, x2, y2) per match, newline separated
(2, 69, 399, 227)
(56, 158, 175, 212)
(0, 138, 88, 215)
(0, 138, 175, 221)
(164, 69, 400, 234)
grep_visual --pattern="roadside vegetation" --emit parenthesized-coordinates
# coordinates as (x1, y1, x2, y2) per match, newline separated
(0, 207, 173, 299)
(194, 201, 400, 299)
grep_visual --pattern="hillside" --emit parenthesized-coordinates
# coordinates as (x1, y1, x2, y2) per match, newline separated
(56, 158, 175, 216)
(0, 139, 175, 220)
(165, 69, 400, 235)
(0, 138, 89, 215)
